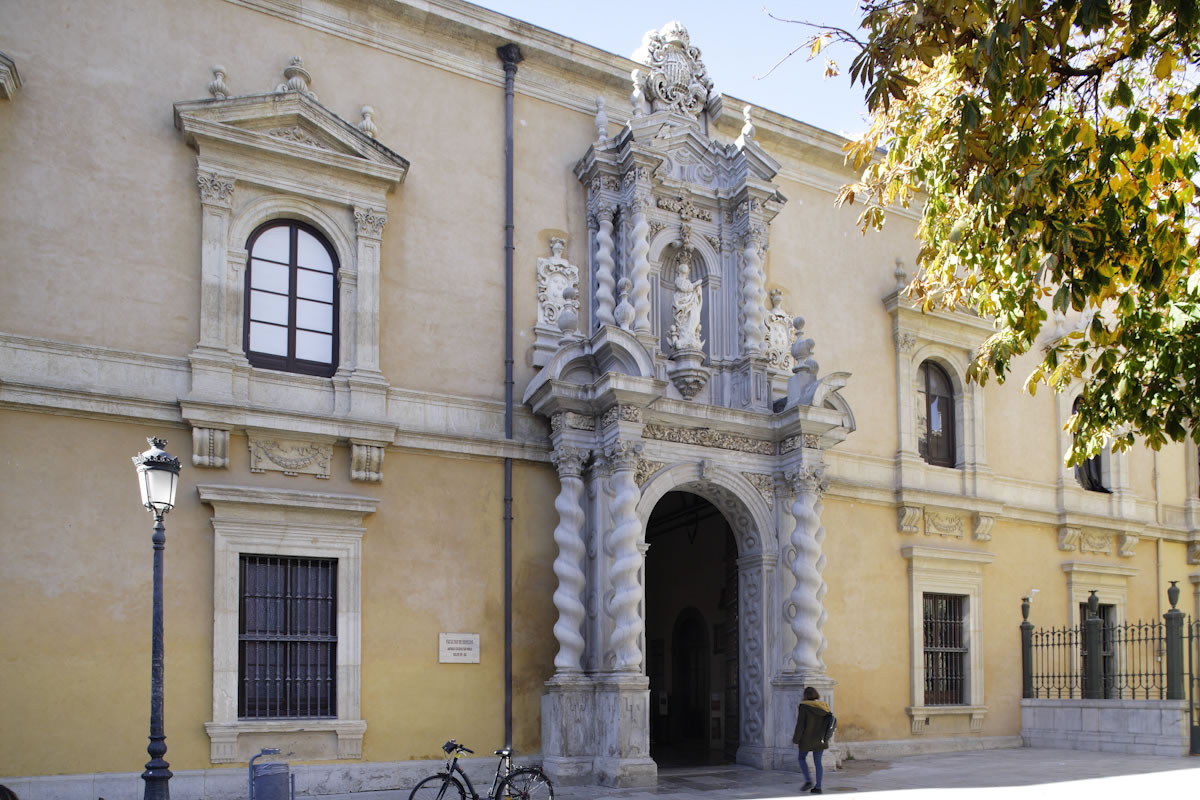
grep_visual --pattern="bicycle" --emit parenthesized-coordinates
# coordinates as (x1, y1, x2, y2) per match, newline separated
(407, 739, 554, 800)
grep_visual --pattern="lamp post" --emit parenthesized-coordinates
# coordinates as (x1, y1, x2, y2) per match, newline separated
(133, 438, 181, 800)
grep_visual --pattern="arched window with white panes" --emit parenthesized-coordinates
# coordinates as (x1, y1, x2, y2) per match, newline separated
(917, 360, 956, 468)
(244, 221, 339, 377)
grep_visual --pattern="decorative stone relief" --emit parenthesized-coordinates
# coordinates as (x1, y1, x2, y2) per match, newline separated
(895, 332, 918, 353)
(267, 126, 331, 150)
(632, 22, 713, 117)
(972, 513, 995, 541)
(192, 427, 230, 469)
(248, 435, 332, 479)
(207, 65, 230, 99)
(533, 238, 581, 366)
(1080, 531, 1111, 555)
(779, 433, 820, 455)
(197, 171, 235, 206)
(926, 512, 965, 539)
(898, 505, 923, 534)
(600, 404, 642, 429)
(647, 220, 667, 240)
(764, 289, 796, 372)
(741, 472, 775, 509)
(642, 424, 774, 455)
(634, 458, 666, 487)
(551, 446, 589, 674)
(550, 411, 595, 433)
(353, 207, 387, 238)
(276, 56, 317, 99)
(350, 443, 385, 483)
(614, 278, 635, 331)
(1058, 525, 1081, 551)
(657, 195, 713, 221)
(1117, 533, 1138, 558)
(740, 565, 764, 744)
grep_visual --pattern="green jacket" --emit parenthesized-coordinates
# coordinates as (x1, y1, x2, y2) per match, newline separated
(792, 699, 831, 751)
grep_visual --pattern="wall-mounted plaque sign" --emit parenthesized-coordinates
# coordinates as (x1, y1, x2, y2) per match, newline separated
(438, 632, 480, 663)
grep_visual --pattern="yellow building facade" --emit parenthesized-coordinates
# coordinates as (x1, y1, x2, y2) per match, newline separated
(1, 0, 1197, 796)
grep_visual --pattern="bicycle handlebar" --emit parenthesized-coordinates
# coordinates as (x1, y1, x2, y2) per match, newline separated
(442, 740, 473, 755)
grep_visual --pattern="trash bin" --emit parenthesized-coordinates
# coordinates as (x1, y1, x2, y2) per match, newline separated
(251, 761, 290, 800)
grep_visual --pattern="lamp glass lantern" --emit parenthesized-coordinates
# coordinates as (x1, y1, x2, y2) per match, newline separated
(133, 437, 181, 514)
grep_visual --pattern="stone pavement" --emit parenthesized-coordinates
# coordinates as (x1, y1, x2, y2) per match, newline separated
(547, 749, 1198, 799)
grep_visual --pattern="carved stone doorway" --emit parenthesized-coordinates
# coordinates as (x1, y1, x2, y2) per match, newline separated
(645, 491, 739, 767)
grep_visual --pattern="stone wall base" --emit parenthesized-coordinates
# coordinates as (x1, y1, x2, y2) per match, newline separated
(839, 734, 1024, 760)
(1021, 698, 1191, 756)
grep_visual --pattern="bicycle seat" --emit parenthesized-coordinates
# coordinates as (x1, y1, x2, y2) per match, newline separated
(494, 748, 513, 757)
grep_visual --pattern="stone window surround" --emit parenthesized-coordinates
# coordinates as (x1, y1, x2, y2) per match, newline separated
(175, 91, 407, 461)
(198, 484, 378, 763)
(1062, 561, 1137, 628)
(1054, 389, 1130, 508)
(886, 296, 991, 493)
(902, 544, 994, 734)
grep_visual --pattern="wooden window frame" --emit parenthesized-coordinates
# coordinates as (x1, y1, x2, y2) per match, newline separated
(919, 361, 957, 468)
(244, 220, 340, 378)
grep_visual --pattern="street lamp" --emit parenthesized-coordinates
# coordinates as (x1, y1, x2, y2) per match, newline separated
(132, 437, 181, 800)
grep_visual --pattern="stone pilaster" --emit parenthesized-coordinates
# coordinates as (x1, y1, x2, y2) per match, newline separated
(785, 465, 829, 673)
(550, 445, 589, 674)
(606, 439, 645, 672)
(593, 207, 617, 327)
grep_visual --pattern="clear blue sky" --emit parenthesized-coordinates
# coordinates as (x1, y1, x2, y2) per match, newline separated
(475, 1, 871, 137)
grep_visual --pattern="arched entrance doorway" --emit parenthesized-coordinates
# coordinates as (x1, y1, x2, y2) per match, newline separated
(645, 491, 739, 766)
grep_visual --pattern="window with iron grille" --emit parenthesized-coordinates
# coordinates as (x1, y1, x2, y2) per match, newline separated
(239, 554, 337, 718)
(923, 593, 967, 705)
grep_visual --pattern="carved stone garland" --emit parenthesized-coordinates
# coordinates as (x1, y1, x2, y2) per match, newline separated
(551, 446, 589, 674)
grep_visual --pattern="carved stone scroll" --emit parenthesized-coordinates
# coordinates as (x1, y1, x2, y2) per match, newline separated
(192, 427, 230, 469)
(972, 513, 995, 541)
(350, 443, 385, 482)
(1058, 525, 1081, 551)
(898, 505, 923, 534)
(1117, 533, 1138, 558)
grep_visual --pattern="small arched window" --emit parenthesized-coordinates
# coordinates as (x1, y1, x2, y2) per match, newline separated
(1073, 396, 1109, 492)
(917, 361, 956, 467)
(244, 221, 338, 377)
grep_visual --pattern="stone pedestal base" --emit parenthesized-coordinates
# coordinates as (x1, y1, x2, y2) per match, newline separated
(540, 677, 596, 786)
(769, 673, 839, 770)
(593, 675, 656, 787)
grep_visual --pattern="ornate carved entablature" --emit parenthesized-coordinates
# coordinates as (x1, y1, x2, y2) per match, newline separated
(174, 60, 409, 482)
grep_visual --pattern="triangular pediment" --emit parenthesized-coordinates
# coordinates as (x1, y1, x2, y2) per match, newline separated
(174, 91, 408, 189)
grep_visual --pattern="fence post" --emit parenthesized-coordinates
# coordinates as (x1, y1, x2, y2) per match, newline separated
(1165, 581, 1184, 701)
(1021, 596, 1034, 698)
(1084, 590, 1102, 699)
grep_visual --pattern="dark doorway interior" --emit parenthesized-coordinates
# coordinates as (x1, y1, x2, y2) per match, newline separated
(645, 491, 739, 767)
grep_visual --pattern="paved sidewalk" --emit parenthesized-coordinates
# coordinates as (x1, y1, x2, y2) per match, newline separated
(549, 749, 1198, 799)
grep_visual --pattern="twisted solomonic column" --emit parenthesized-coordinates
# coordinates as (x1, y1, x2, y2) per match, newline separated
(741, 227, 767, 355)
(550, 444, 589, 674)
(628, 198, 653, 335)
(786, 465, 830, 672)
(606, 439, 645, 672)
(593, 208, 617, 328)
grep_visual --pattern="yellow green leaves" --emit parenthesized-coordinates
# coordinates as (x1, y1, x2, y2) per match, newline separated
(833, 0, 1200, 462)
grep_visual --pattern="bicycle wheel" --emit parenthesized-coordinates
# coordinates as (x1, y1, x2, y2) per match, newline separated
(408, 773, 466, 800)
(497, 767, 554, 800)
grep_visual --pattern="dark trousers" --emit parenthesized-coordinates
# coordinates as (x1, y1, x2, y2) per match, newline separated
(799, 748, 823, 787)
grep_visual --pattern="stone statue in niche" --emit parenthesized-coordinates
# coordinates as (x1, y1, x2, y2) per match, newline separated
(764, 288, 795, 372)
(667, 252, 703, 352)
(532, 237, 581, 367)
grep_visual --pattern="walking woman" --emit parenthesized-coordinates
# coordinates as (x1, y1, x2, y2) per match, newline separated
(792, 686, 831, 794)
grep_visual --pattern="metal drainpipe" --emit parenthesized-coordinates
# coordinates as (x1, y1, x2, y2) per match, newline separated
(497, 41, 523, 750)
